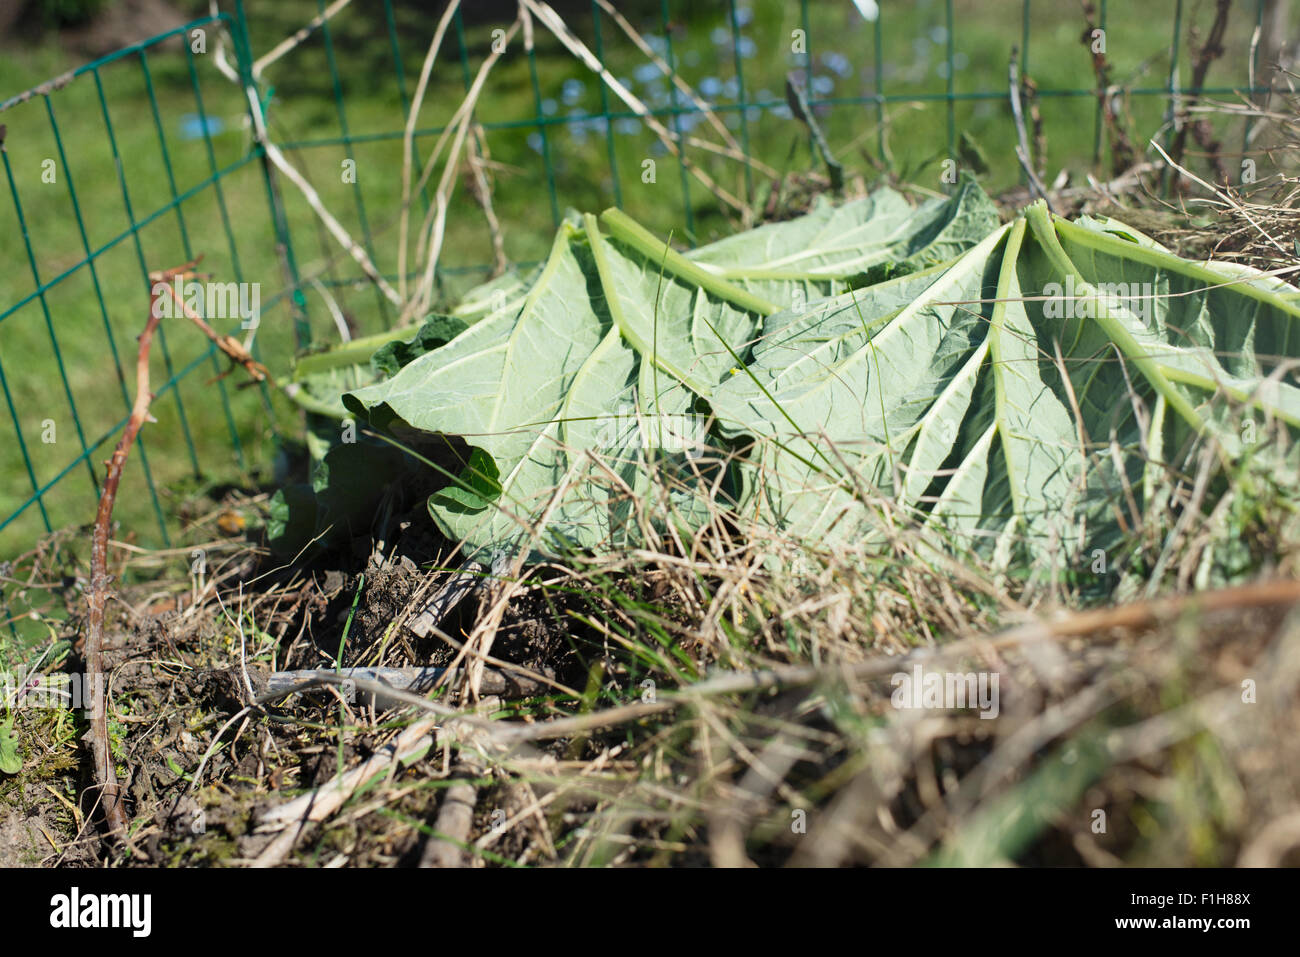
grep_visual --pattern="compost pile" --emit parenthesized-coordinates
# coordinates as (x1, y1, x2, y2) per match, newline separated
(11, 178, 1300, 869)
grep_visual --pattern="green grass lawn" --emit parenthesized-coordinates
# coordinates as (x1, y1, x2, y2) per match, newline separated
(0, 0, 1262, 581)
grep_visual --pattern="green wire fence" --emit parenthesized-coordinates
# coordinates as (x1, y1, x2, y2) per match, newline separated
(0, 0, 1274, 612)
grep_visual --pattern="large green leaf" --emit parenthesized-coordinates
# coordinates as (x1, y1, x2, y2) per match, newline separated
(449, 263, 541, 323)
(344, 218, 752, 557)
(711, 223, 1021, 549)
(347, 223, 634, 555)
(687, 173, 998, 286)
(333, 184, 1300, 572)
(342, 186, 995, 558)
(712, 203, 1300, 567)
(605, 173, 999, 311)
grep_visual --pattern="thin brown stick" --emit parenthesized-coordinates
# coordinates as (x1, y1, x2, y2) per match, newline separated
(1035, 577, 1300, 637)
(154, 257, 273, 385)
(79, 263, 193, 838)
(1166, 0, 1233, 180)
(1080, 0, 1137, 174)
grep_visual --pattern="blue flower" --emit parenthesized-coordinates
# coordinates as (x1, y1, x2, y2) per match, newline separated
(178, 113, 224, 140)
(677, 111, 704, 133)
(634, 63, 663, 85)
(736, 36, 757, 59)
(561, 78, 585, 105)
(700, 76, 723, 98)
(811, 75, 834, 96)
(526, 132, 543, 153)
(541, 98, 558, 116)
(822, 52, 853, 79)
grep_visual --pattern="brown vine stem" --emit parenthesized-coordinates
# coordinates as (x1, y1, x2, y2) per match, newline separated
(79, 261, 199, 840)
(152, 255, 272, 386)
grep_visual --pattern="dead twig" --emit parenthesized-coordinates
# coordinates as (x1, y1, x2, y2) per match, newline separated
(1165, 0, 1233, 184)
(466, 124, 509, 279)
(1080, 1, 1137, 175)
(260, 665, 548, 703)
(153, 257, 273, 385)
(78, 262, 195, 840)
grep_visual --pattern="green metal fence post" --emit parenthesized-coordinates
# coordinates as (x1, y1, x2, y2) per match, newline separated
(232, 0, 313, 349)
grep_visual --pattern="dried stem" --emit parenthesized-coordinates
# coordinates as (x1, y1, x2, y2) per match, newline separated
(153, 256, 273, 385)
(592, 0, 748, 163)
(80, 263, 195, 838)
(1009, 47, 1052, 208)
(419, 753, 482, 867)
(251, 0, 354, 80)
(522, 0, 750, 219)
(1080, 0, 1137, 175)
(398, 0, 462, 305)
(405, 17, 521, 323)
(1166, 0, 1233, 182)
(466, 124, 509, 278)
